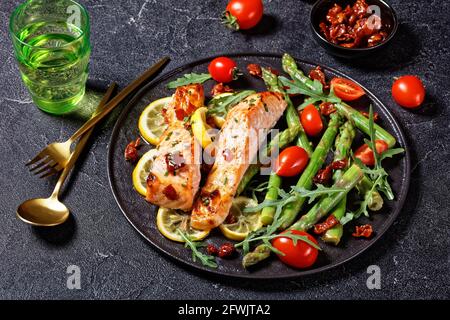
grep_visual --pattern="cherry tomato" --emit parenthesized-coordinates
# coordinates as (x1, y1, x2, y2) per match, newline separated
(224, 0, 264, 30)
(274, 146, 309, 177)
(300, 104, 323, 137)
(272, 230, 319, 269)
(354, 140, 389, 166)
(331, 78, 365, 101)
(392, 75, 425, 109)
(208, 57, 238, 83)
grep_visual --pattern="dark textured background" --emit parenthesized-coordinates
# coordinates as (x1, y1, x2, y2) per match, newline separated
(0, 0, 448, 299)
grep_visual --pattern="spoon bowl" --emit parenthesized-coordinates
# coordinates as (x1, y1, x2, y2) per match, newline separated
(16, 82, 117, 228)
(17, 196, 70, 227)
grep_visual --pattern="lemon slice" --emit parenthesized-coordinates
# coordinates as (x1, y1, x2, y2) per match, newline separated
(156, 207, 210, 242)
(191, 107, 216, 149)
(138, 97, 171, 145)
(132, 150, 155, 196)
(219, 197, 263, 241)
(207, 92, 233, 128)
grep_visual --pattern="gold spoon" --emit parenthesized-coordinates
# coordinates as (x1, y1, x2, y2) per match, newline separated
(17, 83, 117, 227)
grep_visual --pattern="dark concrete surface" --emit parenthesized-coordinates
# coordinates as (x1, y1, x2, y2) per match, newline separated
(0, 0, 448, 299)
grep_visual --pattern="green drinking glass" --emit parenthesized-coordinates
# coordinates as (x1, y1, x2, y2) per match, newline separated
(9, 0, 91, 114)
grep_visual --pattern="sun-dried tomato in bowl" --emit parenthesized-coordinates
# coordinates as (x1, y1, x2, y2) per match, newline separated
(319, 0, 388, 48)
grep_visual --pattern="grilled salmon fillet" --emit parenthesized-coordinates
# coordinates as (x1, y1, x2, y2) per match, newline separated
(145, 84, 204, 211)
(191, 92, 287, 230)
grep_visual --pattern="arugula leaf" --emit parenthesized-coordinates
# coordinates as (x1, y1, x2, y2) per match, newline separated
(207, 90, 255, 116)
(345, 106, 402, 223)
(167, 73, 212, 89)
(279, 76, 341, 104)
(291, 185, 346, 204)
(178, 230, 217, 268)
(298, 97, 320, 110)
(239, 183, 344, 252)
(236, 229, 322, 253)
(243, 184, 345, 214)
(380, 148, 405, 161)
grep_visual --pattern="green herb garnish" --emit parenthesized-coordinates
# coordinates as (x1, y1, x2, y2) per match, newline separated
(341, 106, 404, 225)
(279, 76, 341, 105)
(178, 230, 217, 268)
(207, 90, 255, 117)
(167, 73, 212, 89)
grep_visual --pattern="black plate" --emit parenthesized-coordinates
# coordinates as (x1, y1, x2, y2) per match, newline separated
(107, 53, 410, 279)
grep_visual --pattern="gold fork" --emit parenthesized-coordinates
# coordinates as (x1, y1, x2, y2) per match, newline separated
(17, 82, 117, 226)
(27, 56, 170, 177)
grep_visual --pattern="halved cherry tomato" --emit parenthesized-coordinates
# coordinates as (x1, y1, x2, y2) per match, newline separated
(224, 0, 264, 30)
(355, 140, 389, 166)
(331, 78, 365, 101)
(272, 230, 319, 269)
(208, 57, 238, 83)
(300, 104, 323, 137)
(274, 146, 309, 177)
(392, 75, 425, 109)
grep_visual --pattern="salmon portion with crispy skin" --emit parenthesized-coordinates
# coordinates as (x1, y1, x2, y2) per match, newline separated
(191, 92, 287, 230)
(145, 84, 204, 211)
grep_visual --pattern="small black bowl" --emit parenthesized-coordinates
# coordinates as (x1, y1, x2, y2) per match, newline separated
(310, 0, 398, 58)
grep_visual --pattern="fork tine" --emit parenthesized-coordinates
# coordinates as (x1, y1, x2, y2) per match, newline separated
(26, 149, 48, 167)
(40, 164, 63, 178)
(28, 157, 51, 172)
(39, 167, 58, 179)
(33, 161, 57, 175)
(29, 159, 48, 172)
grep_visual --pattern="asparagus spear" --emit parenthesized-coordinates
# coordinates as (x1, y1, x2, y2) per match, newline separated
(356, 176, 384, 211)
(335, 102, 396, 148)
(278, 112, 342, 230)
(261, 68, 312, 155)
(258, 68, 313, 225)
(322, 121, 384, 244)
(288, 164, 364, 231)
(243, 164, 364, 268)
(281, 53, 396, 148)
(282, 53, 322, 94)
(321, 121, 355, 245)
(236, 126, 301, 195)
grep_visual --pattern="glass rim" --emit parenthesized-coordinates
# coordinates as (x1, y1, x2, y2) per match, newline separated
(9, 0, 90, 50)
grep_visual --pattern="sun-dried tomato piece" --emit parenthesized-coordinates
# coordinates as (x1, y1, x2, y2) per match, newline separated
(314, 215, 340, 234)
(313, 165, 333, 185)
(309, 66, 328, 89)
(319, 102, 336, 116)
(218, 243, 235, 258)
(327, 4, 343, 25)
(247, 63, 262, 78)
(165, 152, 185, 175)
(331, 158, 348, 170)
(206, 244, 219, 256)
(124, 137, 141, 163)
(352, 224, 373, 238)
(211, 82, 234, 96)
(162, 185, 178, 200)
(367, 33, 384, 47)
(320, 0, 387, 48)
(360, 111, 380, 122)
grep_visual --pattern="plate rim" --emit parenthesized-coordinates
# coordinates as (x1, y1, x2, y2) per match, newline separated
(107, 52, 411, 280)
